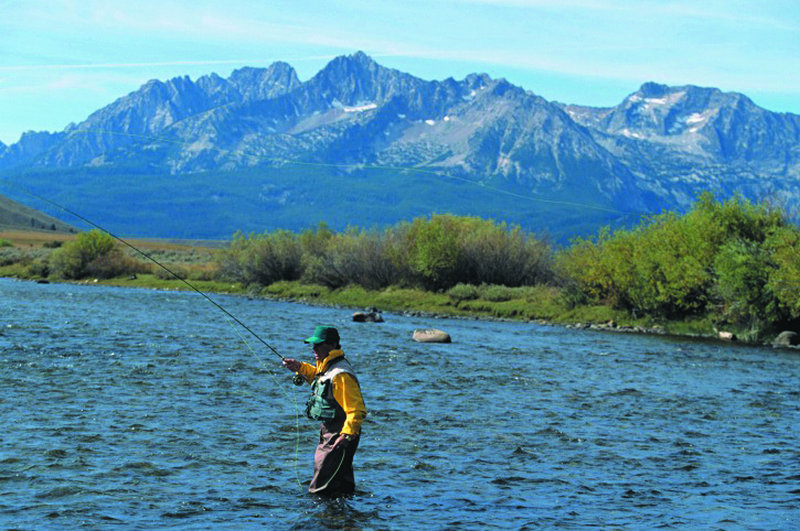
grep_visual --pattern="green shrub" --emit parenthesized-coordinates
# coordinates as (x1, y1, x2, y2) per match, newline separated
(297, 223, 335, 258)
(712, 239, 775, 330)
(27, 259, 50, 278)
(50, 229, 142, 279)
(0, 239, 13, 248)
(403, 214, 463, 290)
(766, 226, 800, 318)
(217, 229, 304, 286)
(447, 283, 479, 302)
(557, 193, 789, 325)
(214, 215, 554, 292)
(304, 228, 400, 289)
(403, 214, 553, 290)
(154, 264, 188, 280)
(187, 265, 219, 282)
(479, 284, 514, 302)
(0, 248, 25, 266)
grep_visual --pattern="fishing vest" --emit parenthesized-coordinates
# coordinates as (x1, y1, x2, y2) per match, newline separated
(306, 357, 358, 423)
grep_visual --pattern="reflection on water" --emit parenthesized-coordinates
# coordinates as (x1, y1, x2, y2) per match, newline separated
(1, 278, 798, 528)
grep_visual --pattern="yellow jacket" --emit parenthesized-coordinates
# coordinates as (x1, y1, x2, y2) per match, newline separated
(297, 349, 366, 436)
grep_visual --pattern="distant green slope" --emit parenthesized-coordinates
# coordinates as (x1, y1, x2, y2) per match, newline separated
(0, 193, 77, 233)
(1, 165, 638, 241)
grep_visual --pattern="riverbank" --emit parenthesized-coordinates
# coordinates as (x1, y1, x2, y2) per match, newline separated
(4, 270, 716, 341)
(0, 226, 784, 346)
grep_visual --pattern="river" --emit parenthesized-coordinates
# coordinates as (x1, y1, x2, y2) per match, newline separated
(1, 278, 798, 529)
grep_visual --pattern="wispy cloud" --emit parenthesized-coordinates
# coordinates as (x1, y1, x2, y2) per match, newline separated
(0, 59, 292, 72)
(0, 72, 140, 95)
(0, 0, 798, 143)
(455, 0, 799, 33)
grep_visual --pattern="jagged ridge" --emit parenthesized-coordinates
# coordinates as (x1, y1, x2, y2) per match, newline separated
(2, 52, 799, 235)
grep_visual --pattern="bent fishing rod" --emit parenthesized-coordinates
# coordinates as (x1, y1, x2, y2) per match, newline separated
(11, 183, 286, 362)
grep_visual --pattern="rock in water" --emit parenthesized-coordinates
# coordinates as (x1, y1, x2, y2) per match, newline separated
(352, 309, 384, 322)
(773, 330, 799, 348)
(412, 329, 451, 343)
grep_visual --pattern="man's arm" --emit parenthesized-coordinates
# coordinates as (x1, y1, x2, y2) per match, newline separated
(331, 373, 366, 436)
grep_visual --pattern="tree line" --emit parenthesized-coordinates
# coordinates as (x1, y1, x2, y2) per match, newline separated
(31, 193, 800, 339)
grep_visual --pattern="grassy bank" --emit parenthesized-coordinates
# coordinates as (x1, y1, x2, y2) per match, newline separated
(4, 193, 796, 347)
(0, 229, 665, 330)
(0, 259, 711, 340)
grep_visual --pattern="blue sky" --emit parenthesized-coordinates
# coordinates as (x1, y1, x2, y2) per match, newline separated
(1, 0, 798, 145)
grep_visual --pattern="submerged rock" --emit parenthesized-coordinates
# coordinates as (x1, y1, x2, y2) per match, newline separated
(353, 308, 384, 322)
(412, 328, 451, 343)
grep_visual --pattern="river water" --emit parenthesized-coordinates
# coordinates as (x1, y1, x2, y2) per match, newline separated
(1, 277, 798, 529)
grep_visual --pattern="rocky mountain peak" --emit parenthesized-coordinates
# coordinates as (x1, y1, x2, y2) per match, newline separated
(315, 51, 381, 81)
(463, 73, 492, 90)
(305, 51, 422, 108)
(228, 62, 300, 101)
(637, 81, 671, 98)
(2, 53, 799, 234)
(345, 50, 375, 66)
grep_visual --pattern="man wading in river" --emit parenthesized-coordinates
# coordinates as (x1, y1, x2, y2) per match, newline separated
(282, 326, 367, 496)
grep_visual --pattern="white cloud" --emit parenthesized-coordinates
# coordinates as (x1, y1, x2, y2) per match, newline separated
(0, 0, 798, 141)
(0, 59, 288, 72)
(455, 0, 798, 29)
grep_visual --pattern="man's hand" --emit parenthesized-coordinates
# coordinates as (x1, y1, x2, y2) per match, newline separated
(332, 433, 353, 450)
(282, 358, 301, 372)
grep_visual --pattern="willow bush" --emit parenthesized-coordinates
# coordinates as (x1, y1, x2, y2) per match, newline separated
(49, 229, 143, 279)
(213, 196, 800, 338)
(303, 228, 401, 289)
(218, 215, 555, 291)
(765, 226, 800, 318)
(558, 193, 800, 336)
(217, 229, 304, 286)
(402, 214, 553, 290)
(447, 283, 480, 302)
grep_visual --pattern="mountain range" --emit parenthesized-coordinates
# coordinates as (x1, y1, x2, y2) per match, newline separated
(1, 51, 798, 239)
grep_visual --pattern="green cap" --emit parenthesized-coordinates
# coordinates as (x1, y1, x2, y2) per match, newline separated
(304, 325, 340, 345)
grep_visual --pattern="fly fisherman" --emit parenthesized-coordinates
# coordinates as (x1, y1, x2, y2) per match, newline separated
(282, 326, 367, 496)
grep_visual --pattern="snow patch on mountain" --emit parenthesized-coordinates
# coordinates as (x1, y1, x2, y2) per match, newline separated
(343, 103, 377, 113)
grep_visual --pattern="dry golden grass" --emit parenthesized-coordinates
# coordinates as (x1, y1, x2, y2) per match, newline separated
(0, 230, 224, 251)
(0, 230, 76, 246)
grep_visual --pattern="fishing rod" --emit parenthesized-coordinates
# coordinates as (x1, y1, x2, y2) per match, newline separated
(8, 182, 286, 362)
(2, 180, 310, 488)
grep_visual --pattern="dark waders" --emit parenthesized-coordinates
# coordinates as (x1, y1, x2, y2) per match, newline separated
(309, 419, 360, 496)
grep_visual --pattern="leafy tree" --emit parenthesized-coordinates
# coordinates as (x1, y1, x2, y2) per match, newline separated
(50, 229, 139, 279)
(557, 193, 790, 327)
(402, 214, 553, 290)
(404, 214, 463, 290)
(712, 239, 776, 333)
(218, 229, 303, 286)
(304, 228, 400, 289)
(764, 226, 800, 320)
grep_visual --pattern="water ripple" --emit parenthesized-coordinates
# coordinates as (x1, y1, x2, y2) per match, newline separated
(1, 278, 799, 528)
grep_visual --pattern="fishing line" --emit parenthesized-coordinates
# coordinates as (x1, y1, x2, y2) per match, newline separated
(10, 183, 285, 360)
(0, 117, 634, 487)
(1, 180, 307, 487)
